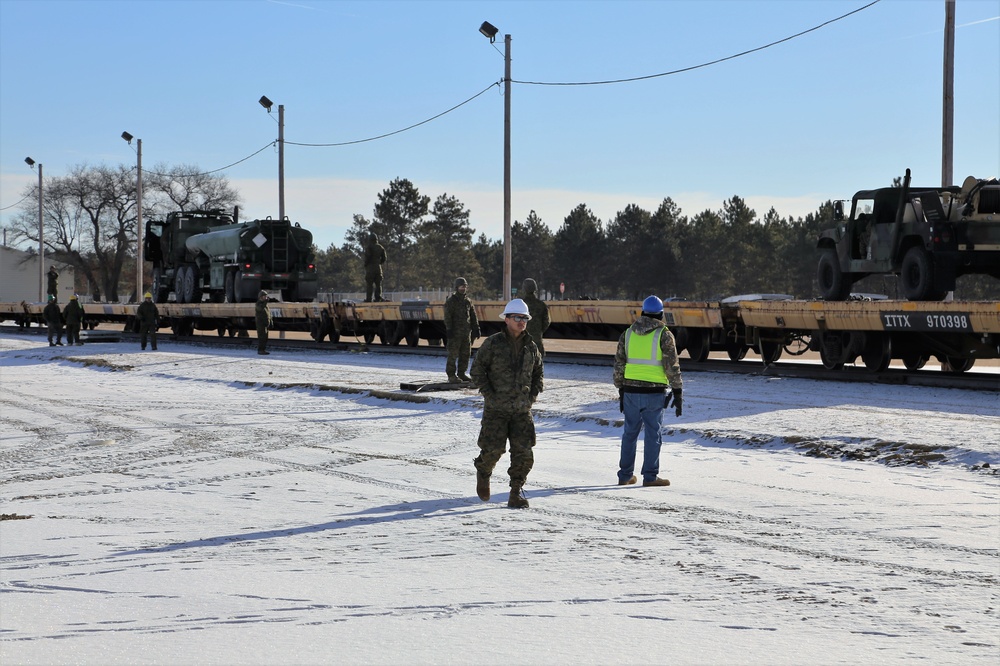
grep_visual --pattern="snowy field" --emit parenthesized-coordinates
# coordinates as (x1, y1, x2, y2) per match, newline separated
(0, 332, 997, 665)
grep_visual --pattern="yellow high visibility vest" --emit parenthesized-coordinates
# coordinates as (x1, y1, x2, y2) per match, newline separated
(623, 328, 670, 385)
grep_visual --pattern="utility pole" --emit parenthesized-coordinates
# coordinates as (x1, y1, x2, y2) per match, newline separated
(503, 33, 512, 301)
(942, 0, 955, 187)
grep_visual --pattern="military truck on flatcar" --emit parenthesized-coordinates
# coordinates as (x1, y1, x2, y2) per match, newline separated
(817, 169, 1000, 301)
(144, 209, 318, 303)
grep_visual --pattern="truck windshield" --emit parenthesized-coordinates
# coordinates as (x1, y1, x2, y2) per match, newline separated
(852, 198, 875, 219)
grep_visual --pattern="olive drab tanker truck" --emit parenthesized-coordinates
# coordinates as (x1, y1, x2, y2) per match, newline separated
(144, 209, 318, 303)
(817, 169, 1000, 301)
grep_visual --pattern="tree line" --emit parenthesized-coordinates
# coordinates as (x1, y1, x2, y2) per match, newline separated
(8, 166, 997, 302)
(318, 177, 1000, 301)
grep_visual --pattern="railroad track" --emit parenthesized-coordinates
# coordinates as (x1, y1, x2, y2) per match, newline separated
(5, 324, 995, 392)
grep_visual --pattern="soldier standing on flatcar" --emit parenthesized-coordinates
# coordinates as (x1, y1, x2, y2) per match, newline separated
(44, 295, 63, 346)
(613, 295, 682, 488)
(256, 290, 272, 355)
(63, 294, 85, 346)
(444, 277, 479, 383)
(520, 278, 550, 357)
(363, 232, 387, 302)
(46, 266, 59, 302)
(137, 292, 159, 350)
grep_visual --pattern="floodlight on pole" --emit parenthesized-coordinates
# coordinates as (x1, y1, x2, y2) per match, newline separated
(259, 95, 285, 221)
(25, 157, 43, 301)
(122, 132, 143, 300)
(479, 21, 512, 300)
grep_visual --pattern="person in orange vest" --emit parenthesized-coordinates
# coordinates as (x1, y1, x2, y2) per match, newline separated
(612, 295, 683, 487)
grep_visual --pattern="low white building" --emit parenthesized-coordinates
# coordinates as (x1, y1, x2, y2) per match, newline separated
(0, 245, 75, 303)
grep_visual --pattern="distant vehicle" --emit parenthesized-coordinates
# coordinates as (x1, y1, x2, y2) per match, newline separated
(817, 169, 1000, 301)
(145, 209, 318, 303)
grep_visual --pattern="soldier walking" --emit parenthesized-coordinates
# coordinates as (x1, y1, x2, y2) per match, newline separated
(137, 292, 159, 350)
(444, 277, 479, 382)
(363, 232, 387, 302)
(256, 290, 272, 355)
(63, 294, 85, 346)
(43, 295, 63, 346)
(471, 299, 544, 508)
(613, 295, 683, 488)
(520, 278, 551, 357)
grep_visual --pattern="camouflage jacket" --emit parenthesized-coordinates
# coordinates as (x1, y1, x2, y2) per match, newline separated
(522, 294, 550, 343)
(444, 292, 479, 337)
(62, 301, 84, 326)
(613, 315, 683, 391)
(43, 301, 62, 325)
(255, 299, 272, 328)
(137, 300, 159, 325)
(471, 329, 543, 414)
(363, 241, 386, 274)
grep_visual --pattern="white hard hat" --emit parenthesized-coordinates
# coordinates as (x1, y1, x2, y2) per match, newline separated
(499, 298, 531, 320)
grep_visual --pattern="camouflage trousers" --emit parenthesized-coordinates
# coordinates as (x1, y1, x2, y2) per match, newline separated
(473, 409, 536, 488)
(446, 336, 471, 377)
(365, 271, 383, 302)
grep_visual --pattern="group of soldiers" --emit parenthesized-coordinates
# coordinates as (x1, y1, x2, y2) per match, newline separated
(445, 276, 683, 509)
(42, 267, 85, 347)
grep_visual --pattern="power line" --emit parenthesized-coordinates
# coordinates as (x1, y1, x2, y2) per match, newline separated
(513, 0, 882, 86)
(286, 82, 499, 147)
(0, 195, 31, 212)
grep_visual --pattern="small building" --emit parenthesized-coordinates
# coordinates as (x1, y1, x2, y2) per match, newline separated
(0, 245, 75, 303)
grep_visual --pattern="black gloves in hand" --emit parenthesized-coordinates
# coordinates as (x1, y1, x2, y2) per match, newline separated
(666, 388, 683, 417)
(618, 388, 624, 413)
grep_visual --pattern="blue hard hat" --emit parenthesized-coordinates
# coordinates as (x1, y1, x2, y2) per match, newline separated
(642, 295, 664, 314)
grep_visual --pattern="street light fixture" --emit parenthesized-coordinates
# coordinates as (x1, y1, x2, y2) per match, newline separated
(122, 131, 143, 301)
(479, 20, 512, 300)
(25, 157, 43, 301)
(259, 95, 285, 221)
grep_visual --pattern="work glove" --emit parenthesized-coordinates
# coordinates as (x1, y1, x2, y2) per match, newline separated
(666, 388, 683, 417)
(618, 388, 624, 413)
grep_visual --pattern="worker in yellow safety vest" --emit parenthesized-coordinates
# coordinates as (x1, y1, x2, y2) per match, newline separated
(612, 295, 683, 488)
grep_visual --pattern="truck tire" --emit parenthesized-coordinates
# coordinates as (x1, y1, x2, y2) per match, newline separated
(900, 246, 942, 301)
(224, 271, 236, 304)
(817, 249, 851, 301)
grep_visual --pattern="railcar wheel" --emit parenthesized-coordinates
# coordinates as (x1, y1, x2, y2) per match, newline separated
(404, 322, 420, 347)
(686, 329, 710, 362)
(818, 249, 851, 301)
(363, 331, 375, 345)
(942, 356, 975, 373)
(759, 340, 783, 365)
(819, 333, 846, 370)
(861, 333, 891, 372)
(901, 353, 928, 371)
(726, 344, 748, 362)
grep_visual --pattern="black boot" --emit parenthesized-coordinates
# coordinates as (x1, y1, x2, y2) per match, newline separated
(476, 471, 490, 501)
(507, 485, 529, 509)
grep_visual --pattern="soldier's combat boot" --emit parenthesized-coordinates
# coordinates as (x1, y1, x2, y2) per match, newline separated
(476, 471, 490, 501)
(447, 374, 460, 384)
(507, 485, 529, 509)
(458, 373, 471, 382)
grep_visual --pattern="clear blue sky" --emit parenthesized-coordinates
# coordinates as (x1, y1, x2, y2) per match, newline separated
(1, 0, 998, 251)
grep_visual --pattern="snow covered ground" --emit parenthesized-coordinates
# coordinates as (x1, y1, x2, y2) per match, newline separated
(1, 332, 997, 665)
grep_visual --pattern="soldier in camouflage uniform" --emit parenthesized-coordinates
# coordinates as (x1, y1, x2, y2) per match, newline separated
(137, 292, 159, 350)
(471, 298, 544, 509)
(363, 232, 387, 302)
(63, 294, 85, 346)
(46, 266, 59, 302)
(43, 295, 63, 346)
(443, 277, 479, 382)
(520, 278, 550, 357)
(255, 290, 272, 355)
(613, 295, 683, 488)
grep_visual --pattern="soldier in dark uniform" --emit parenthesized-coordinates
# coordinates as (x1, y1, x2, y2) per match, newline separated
(471, 298, 544, 508)
(520, 278, 550, 357)
(137, 291, 159, 350)
(46, 266, 59, 302)
(43, 295, 63, 346)
(63, 294, 85, 346)
(255, 290, 272, 355)
(443, 277, 479, 382)
(363, 232, 387, 302)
